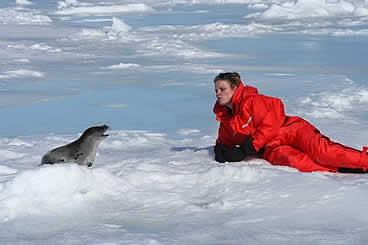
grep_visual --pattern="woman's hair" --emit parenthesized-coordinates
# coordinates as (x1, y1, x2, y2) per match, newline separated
(214, 72, 241, 88)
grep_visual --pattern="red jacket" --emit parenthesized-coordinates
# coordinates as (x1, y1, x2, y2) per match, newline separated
(213, 81, 286, 151)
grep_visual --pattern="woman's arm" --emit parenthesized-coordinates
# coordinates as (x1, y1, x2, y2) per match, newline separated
(248, 95, 286, 151)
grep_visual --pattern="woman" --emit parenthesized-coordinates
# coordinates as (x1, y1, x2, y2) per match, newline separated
(213, 72, 368, 173)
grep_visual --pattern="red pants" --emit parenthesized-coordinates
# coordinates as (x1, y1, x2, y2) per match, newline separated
(263, 116, 368, 172)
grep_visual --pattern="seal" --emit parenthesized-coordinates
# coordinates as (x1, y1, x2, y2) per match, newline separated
(40, 125, 109, 167)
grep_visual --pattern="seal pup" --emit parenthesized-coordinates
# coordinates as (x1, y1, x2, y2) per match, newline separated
(40, 125, 109, 167)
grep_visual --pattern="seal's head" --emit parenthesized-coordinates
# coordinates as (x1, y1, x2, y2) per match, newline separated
(82, 125, 109, 139)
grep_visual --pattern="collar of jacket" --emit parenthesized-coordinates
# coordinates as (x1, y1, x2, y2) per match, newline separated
(213, 81, 258, 120)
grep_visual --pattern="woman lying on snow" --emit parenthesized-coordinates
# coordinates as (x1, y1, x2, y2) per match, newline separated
(213, 72, 368, 173)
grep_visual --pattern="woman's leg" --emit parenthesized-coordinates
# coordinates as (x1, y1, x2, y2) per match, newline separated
(263, 145, 336, 172)
(292, 121, 368, 170)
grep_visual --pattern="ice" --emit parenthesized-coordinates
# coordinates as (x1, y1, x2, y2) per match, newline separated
(0, 165, 17, 175)
(176, 129, 201, 136)
(16, 0, 33, 6)
(0, 130, 368, 244)
(260, 0, 356, 19)
(298, 80, 368, 120)
(0, 8, 52, 25)
(105, 63, 140, 70)
(111, 17, 131, 33)
(0, 69, 44, 79)
(55, 3, 154, 16)
(1, 0, 368, 244)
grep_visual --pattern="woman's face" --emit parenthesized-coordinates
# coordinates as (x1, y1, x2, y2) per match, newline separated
(215, 79, 237, 107)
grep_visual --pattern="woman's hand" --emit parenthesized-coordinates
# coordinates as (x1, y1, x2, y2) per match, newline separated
(214, 143, 227, 163)
(215, 142, 246, 163)
(239, 136, 256, 156)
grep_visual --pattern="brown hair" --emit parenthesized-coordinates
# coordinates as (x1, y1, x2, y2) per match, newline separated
(214, 72, 241, 88)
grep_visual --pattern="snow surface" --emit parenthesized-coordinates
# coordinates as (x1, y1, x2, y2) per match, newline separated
(1, 130, 368, 245)
(1, 0, 368, 244)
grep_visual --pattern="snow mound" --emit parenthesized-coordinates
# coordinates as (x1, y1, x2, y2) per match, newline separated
(0, 149, 24, 160)
(16, 0, 33, 6)
(260, 0, 356, 19)
(0, 130, 368, 244)
(0, 8, 52, 25)
(6, 138, 34, 147)
(100, 130, 168, 151)
(0, 165, 17, 175)
(176, 129, 201, 136)
(299, 81, 368, 119)
(0, 69, 44, 79)
(0, 165, 123, 222)
(55, 3, 154, 16)
(111, 17, 131, 33)
(105, 63, 140, 70)
(57, 0, 80, 10)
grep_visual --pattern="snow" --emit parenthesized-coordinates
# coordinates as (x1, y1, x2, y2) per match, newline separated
(57, 0, 80, 10)
(260, 0, 356, 19)
(55, 3, 155, 16)
(105, 63, 140, 70)
(0, 165, 17, 175)
(1, 131, 368, 244)
(16, 0, 33, 6)
(176, 129, 201, 136)
(0, 69, 44, 79)
(1, 0, 368, 244)
(297, 81, 368, 120)
(0, 8, 52, 25)
(111, 17, 132, 33)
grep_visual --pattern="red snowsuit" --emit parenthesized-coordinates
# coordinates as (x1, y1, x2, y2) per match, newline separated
(213, 81, 368, 172)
